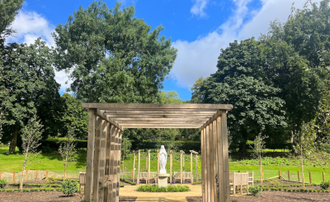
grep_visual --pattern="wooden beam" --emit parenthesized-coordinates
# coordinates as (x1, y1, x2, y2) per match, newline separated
(96, 110, 123, 131)
(206, 125, 211, 201)
(116, 131, 122, 202)
(189, 150, 199, 155)
(105, 114, 213, 118)
(92, 117, 103, 200)
(221, 112, 230, 202)
(200, 110, 222, 131)
(170, 151, 173, 184)
(216, 116, 223, 202)
(85, 108, 96, 201)
(109, 126, 117, 201)
(98, 120, 107, 202)
(104, 111, 216, 115)
(104, 123, 111, 202)
(83, 103, 234, 111)
(209, 122, 215, 202)
(137, 150, 140, 184)
(113, 117, 209, 121)
(212, 119, 218, 202)
(116, 120, 206, 124)
(201, 128, 206, 202)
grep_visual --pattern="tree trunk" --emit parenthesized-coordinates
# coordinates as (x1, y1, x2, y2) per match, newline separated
(238, 141, 247, 157)
(260, 156, 263, 185)
(63, 157, 67, 181)
(9, 124, 19, 153)
(20, 153, 28, 191)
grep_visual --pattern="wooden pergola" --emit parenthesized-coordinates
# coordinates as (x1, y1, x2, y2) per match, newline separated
(82, 103, 233, 202)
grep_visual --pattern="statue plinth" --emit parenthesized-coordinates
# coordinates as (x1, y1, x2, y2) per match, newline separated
(157, 173, 169, 188)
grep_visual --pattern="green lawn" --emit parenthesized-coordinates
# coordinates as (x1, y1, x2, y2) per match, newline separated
(1, 146, 329, 184)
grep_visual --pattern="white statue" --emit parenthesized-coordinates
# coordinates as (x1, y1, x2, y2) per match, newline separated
(159, 145, 167, 174)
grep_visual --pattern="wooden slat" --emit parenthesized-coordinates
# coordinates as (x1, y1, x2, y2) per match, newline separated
(201, 128, 206, 202)
(116, 131, 122, 202)
(104, 111, 216, 115)
(216, 116, 223, 202)
(200, 110, 222, 131)
(85, 108, 96, 201)
(206, 125, 211, 201)
(92, 117, 103, 200)
(83, 103, 233, 110)
(209, 122, 215, 202)
(116, 120, 206, 124)
(221, 112, 230, 202)
(113, 117, 209, 121)
(137, 150, 140, 184)
(98, 120, 107, 202)
(106, 114, 213, 118)
(122, 125, 201, 129)
(104, 123, 111, 202)
(212, 119, 218, 202)
(96, 110, 123, 131)
(109, 126, 117, 201)
(112, 128, 120, 201)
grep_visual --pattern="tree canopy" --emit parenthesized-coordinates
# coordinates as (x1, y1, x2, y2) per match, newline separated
(53, 1, 177, 103)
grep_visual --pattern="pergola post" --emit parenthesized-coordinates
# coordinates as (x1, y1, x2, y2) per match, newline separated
(180, 150, 185, 184)
(92, 117, 103, 200)
(221, 112, 230, 202)
(201, 128, 206, 202)
(108, 126, 117, 201)
(195, 154, 198, 182)
(85, 108, 96, 201)
(98, 120, 108, 202)
(209, 122, 215, 202)
(104, 123, 112, 201)
(212, 119, 218, 202)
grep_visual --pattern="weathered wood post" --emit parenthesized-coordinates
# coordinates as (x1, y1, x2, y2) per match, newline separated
(279, 170, 281, 179)
(92, 117, 103, 201)
(46, 170, 48, 178)
(35, 170, 38, 180)
(180, 150, 185, 184)
(309, 171, 312, 184)
(25, 170, 28, 181)
(13, 171, 16, 183)
(196, 154, 198, 182)
(323, 172, 325, 182)
(298, 171, 300, 182)
(85, 108, 96, 201)
(288, 170, 290, 181)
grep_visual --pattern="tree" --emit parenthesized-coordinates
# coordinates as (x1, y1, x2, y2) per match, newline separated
(58, 126, 77, 180)
(0, 0, 24, 47)
(192, 38, 287, 155)
(59, 93, 88, 139)
(251, 134, 268, 185)
(53, 1, 177, 103)
(19, 114, 43, 191)
(0, 39, 61, 153)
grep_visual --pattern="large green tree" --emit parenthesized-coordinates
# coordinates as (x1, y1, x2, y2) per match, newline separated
(0, 39, 62, 152)
(53, 1, 177, 103)
(192, 38, 288, 154)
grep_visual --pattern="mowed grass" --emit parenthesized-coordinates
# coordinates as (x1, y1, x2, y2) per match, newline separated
(1, 146, 329, 184)
(0, 146, 85, 175)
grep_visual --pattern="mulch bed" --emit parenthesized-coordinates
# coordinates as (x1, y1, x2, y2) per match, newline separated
(0, 192, 137, 202)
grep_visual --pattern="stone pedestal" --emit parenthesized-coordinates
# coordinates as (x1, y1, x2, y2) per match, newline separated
(157, 173, 169, 188)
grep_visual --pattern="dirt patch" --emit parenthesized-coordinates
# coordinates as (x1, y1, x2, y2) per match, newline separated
(0, 192, 136, 202)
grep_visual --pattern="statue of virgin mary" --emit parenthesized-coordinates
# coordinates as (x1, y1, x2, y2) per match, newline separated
(159, 145, 167, 174)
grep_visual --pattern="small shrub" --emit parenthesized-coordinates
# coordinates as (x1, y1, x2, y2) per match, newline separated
(120, 184, 124, 187)
(13, 189, 21, 192)
(0, 179, 7, 188)
(23, 189, 30, 192)
(249, 186, 262, 196)
(5, 189, 13, 192)
(46, 176, 56, 184)
(62, 179, 78, 196)
(137, 185, 189, 192)
(320, 181, 330, 190)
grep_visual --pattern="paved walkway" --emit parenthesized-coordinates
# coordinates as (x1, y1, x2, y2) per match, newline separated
(120, 184, 202, 202)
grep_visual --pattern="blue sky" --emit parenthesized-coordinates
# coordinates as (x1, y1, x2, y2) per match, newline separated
(8, 0, 319, 101)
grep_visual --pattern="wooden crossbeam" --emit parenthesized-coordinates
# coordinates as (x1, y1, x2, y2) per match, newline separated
(83, 103, 233, 110)
(96, 110, 123, 131)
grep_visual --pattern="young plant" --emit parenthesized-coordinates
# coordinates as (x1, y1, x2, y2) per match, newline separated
(58, 126, 77, 180)
(249, 185, 262, 196)
(251, 133, 268, 185)
(0, 179, 7, 188)
(320, 181, 330, 190)
(62, 179, 78, 196)
(19, 115, 43, 191)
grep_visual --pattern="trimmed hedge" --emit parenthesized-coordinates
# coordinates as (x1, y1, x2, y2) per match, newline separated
(137, 185, 189, 192)
(121, 179, 137, 185)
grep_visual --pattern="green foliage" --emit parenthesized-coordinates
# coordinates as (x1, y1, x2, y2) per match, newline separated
(192, 180, 202, 185)
(137, 185, 189, 192)
(0, 179, 7, 188)
(45, 176, 56, 184)
(53, 1, 177, 103)
(62, 179, 78, 196)
(0, 0, 24, 46)
(249, 185, 262, 196)
(122, 179, 136, 185)
(120, 184, 124, 187)
(320, 181, 330, 190)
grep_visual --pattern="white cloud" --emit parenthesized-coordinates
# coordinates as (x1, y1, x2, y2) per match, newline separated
(119, 0, 138, 6)
(190, 0, 210, 17)
(172, 0, 320, 89)
(8, 10, 71, 93)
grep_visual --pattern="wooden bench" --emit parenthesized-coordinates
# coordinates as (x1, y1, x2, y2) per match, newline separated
(230, 172, 249, 195)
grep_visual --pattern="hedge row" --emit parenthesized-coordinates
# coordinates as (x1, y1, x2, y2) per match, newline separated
(9, 183, 62, 188)
(0, 188, 57, 192)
